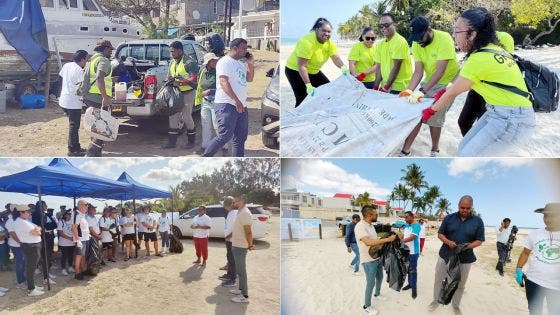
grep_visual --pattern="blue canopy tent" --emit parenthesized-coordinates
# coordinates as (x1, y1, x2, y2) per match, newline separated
(0, 158, 130, 290)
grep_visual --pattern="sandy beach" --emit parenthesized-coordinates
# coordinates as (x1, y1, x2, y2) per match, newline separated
(0, 216, 280, 314)
(280, 42, 560, 157)
(281, 221, 534, 315)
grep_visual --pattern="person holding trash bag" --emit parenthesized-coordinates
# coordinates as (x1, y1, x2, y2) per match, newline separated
(285, 17, 347, 107)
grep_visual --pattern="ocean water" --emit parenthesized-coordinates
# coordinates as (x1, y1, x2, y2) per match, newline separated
(281, 37, 299, 45)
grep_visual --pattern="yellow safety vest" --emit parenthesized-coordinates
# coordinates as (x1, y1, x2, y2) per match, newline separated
(88, 53, 113, 96)
(169, 58, 193, 92)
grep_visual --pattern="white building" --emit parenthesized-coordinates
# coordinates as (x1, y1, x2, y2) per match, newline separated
(281, 188, 321, 208)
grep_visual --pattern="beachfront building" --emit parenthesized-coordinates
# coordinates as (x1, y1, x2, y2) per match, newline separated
(281, 189, 322, 208)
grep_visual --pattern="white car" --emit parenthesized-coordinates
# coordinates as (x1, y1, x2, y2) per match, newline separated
(171, 204, 270, 239)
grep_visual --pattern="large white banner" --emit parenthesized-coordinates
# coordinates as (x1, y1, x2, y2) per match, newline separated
(281, 75, 429, 157)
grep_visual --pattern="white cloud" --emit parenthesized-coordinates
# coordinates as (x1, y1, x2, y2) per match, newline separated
(447, 158, 533, 177)
(143, 167, 184, 182)
(291, 159, 391, 199)
(0, 158, 49, 176)
(79, 158, 151, 177)
(140, 158, 231, 184)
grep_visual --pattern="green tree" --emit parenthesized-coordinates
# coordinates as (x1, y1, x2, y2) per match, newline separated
(423, 185, 441, 216)
(401, 163, 428, 210)
(436, 198, 451, 218)
(511, 0, 560, 45)
(355, 192, 373, 207)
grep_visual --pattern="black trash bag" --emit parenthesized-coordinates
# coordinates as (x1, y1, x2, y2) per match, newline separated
(505, 225, 519, 263)
(379, 232, 409, 291)
(85, 239, 102, 276)
(169, 234, 183, 253)
(155, 81, 184, 116)
(438, 243, 470, 305)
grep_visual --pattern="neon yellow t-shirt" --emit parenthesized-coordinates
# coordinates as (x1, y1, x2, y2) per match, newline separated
(460, 44, 531, 107)
(285, 32, 338, 75)
(496, 31, 515, 54)
(348, 41, 376, 82)
(373, 32, 412, 91)
(411, 30, 459, 85)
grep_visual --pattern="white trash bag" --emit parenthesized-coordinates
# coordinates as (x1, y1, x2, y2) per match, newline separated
(83, 107, 119, 142)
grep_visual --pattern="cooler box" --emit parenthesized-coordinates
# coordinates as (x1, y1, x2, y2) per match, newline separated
(21, 94, 46, 109)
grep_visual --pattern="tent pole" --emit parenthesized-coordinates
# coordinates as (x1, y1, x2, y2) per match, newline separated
(37, 182, 51, 291)
(73, 196, 76, 210)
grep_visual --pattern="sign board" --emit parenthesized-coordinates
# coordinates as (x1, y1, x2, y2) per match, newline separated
(281, 218, 322, 240)
(281, 75, 428, 157)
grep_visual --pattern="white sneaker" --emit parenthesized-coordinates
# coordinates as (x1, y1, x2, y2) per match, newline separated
(231, 295, 249, 303)
(68, 267, 75, 273)
(61, 269, 68, 276)
(43, 278, 56, 285)
(353, 271, 360, 276)
(27, 289, 44, 297)
(373, 295, 387, 301)
(34, 285, 44, 291)
(229, 289, 242, 295)
(34, 269, 41, 275)
(48, 273, 57, 279)
(364, 306, 378, 315)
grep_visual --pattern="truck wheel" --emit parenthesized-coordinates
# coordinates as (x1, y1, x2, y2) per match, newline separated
(262, 132, 278, 149)
(172, 226, 182, 238)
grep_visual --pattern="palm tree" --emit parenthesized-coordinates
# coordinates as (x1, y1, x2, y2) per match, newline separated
(355, 192, 372, 207)
(423, 185, 441, 216)
(436, 198, 451, 219)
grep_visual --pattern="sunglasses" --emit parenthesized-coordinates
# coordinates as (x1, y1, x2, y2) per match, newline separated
(364, 36, 375, 41)
(379, 23, 393, 29)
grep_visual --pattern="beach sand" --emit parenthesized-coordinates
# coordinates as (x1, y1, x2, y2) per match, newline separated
(0, 216, 280, 314)
(281, 223, 534, 315)
(280, 42, 560, 157)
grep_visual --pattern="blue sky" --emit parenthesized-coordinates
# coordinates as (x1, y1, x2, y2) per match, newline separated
(0, 157, 231, 211)
(281, 0, 377, 39)
(282, 158, 560, 228)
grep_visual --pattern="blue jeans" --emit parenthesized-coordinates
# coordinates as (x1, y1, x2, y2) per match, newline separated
(200, 99, 229, 150)
(10, 246, 26, 284)
(350, 243, 360, 272)
(0, 242, 8, 266)
(160, 231, 169, 248)
(363, 260, 383, 308)
(525, 277, 560, 315)
(232, 246, 249, 296)
(408, 253, 419, 289)
(458, 104, 535, 156)
(203, 103, 248, 157)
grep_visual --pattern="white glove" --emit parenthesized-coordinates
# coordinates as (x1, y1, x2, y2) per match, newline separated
(408, 91, 425, 104)
(76, 240, 83, 249)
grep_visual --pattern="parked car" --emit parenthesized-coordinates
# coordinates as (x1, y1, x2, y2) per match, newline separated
(391, 220, 406, 228)
(335, 216, 352, 228)
(110, 39, 207, 118)
(261, 65, 279, 149)
(171, 204, 270, 239)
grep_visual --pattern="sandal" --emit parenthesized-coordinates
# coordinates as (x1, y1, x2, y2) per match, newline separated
(399, 150, 411, 157)
(430, 150, 440, 157)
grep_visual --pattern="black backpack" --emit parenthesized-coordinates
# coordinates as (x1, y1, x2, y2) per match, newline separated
(478, 48, 559, 112)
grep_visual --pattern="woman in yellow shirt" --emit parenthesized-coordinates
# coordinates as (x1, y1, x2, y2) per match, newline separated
(422, 7, 535, 156)
(285, 17, 347, 107)
(349, 27, 377, 89)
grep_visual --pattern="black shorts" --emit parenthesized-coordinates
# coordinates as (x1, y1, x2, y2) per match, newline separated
(144, 232, 157, 242)
(123, 234, 135, 241)
(102, 242, 113, 249)
(137, 232, 145, 241)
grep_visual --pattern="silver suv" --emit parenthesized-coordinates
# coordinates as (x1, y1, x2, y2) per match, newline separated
(110, 39, 207, 117)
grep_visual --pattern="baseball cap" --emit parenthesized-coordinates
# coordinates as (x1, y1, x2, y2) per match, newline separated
(96, 39, 115, 50)
(534, 202, 560, 213)
(408, 16, 430, 43)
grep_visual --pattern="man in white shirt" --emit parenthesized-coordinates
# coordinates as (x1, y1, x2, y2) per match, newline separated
(13, 205, 44, 296)
(202, 38, 255, 157)
(157, 210, 171, 255)
(136, 209, 146, 255)
(220, 196, 238, 286)
(72, 200, 90, 280)
(516, 203, 560, 315)
(229, 195, 256, 303)
(496, 217, 512, 276)
(141, 206, 160, 256)
(191, 206, 211, 266)
(5, 206, 26, 288)
(59, 50, 88, 156)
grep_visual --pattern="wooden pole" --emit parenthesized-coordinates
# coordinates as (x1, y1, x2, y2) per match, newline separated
(288, 223, 293, 241)
(319, 223, 322, 240)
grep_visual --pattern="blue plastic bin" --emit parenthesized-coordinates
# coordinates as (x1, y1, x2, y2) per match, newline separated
(21, 94, 46, 109)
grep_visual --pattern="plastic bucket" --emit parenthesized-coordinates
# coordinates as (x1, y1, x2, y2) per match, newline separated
(20, 94, 46, 109)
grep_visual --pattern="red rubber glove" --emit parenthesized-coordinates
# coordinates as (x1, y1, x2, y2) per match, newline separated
(379, 85, 391, 93)
(422, 107, 437, 123)
(372, 85, 379, 91)
(356, 73, 367, 81)
(433, 88, 446, 101)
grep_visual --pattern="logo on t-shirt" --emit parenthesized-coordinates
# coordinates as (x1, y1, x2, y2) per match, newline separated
(535, 239, 560, 264)
(236, 67, 247, 86)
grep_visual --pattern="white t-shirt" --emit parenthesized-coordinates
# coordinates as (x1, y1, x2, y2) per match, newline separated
(142, 214, 156, 233)
(57, 220, 75, 247)
(225, 209, 238, 238)
(524, 228, 560, 290)
(71, 211, 90, 241)
(232, 207, 252, 248)
(214, 55, 248, 107)
(120, 215, 135, 235)
(419, 223, 426, 238)
(86, 214, 100, 236)
(158, 216, 171, 233)
(13, 218, 41, 244)
(99, 217, 116, 243)
(192, 214, 211, 238)
(58, 61, 85, 109)
(136, 213, 146, 233)
(5, 218, 20, 247)
(354, 220, 378, 263)
(496, 223, 513, 245)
